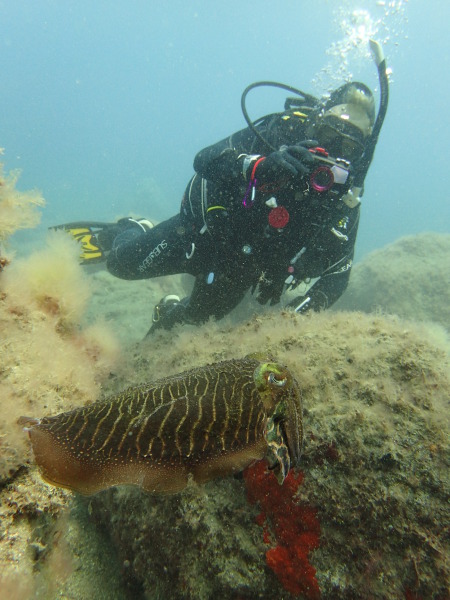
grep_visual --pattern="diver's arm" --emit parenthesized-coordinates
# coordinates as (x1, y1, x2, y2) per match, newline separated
(287, 261, 353, 313)
(193, 126, 260, 182)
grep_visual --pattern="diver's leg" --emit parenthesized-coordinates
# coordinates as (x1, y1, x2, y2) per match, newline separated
(148, 268, 250, 334)
(106, 214, 188, 280)
(186, 270, 250, 321)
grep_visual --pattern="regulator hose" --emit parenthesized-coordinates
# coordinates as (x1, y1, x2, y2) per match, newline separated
(353, 39, 390, 188)
(240, 80, 318, 152)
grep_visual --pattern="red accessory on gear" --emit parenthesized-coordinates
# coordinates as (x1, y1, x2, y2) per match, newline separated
(268, 206, 290, 228)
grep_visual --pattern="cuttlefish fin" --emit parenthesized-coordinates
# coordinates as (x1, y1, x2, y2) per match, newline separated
(193, 438, 267, 485)
(25, 424, 189, 495)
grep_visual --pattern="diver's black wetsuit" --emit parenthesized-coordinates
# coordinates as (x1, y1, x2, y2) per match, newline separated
(107, 111, 360, 327)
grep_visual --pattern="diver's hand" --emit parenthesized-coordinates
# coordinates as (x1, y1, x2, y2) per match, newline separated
(255, 141, 316, 184)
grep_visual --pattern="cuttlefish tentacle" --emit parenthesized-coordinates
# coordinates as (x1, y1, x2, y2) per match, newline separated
(20, 356, 303, 495)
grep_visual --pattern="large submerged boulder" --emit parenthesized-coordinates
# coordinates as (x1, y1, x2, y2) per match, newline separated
(335, 232, 450, 330)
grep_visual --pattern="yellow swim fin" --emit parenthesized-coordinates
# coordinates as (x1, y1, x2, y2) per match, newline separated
(49, 221, 113, 264)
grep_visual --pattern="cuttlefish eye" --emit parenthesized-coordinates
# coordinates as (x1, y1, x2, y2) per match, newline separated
(254, 362, 290, 397)
(253, 363, 293, 416)
(267, 372, 287, 387)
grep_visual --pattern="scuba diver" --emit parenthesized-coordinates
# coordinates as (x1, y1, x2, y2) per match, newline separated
(56, 40, 388, 335)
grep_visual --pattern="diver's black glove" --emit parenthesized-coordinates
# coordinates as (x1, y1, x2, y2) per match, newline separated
(254, 141, 317, 185)
(287, 290, 328, 314)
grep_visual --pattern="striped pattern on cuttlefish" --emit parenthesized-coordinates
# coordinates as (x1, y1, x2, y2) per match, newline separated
(20, 356, 303, 494)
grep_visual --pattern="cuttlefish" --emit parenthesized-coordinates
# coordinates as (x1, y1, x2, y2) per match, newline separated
(20, 356, 303, 495)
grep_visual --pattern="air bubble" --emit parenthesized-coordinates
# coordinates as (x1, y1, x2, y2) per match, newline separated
(311, 0, 408, 95)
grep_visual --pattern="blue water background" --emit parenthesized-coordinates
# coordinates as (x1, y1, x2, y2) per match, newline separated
(1, 0, 449, 260)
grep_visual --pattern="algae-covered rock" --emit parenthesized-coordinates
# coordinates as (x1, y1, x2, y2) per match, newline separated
(1, 306, 449, 599)
(335, 232, 450, 330)
(86, 311, 449, 600)
(0, 233, 119, 484)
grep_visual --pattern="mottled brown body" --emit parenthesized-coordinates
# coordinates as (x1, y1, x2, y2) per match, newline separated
(22, 357, 302, 494)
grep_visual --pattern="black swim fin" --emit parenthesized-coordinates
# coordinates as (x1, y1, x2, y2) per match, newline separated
(49, 221, 117, 264)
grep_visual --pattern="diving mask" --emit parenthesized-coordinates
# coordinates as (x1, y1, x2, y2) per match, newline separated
(314, 103, 372, 163)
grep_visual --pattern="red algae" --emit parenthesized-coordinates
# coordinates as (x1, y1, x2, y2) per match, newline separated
(244, 460, 321, 599)
(404, 589, 423, 600)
